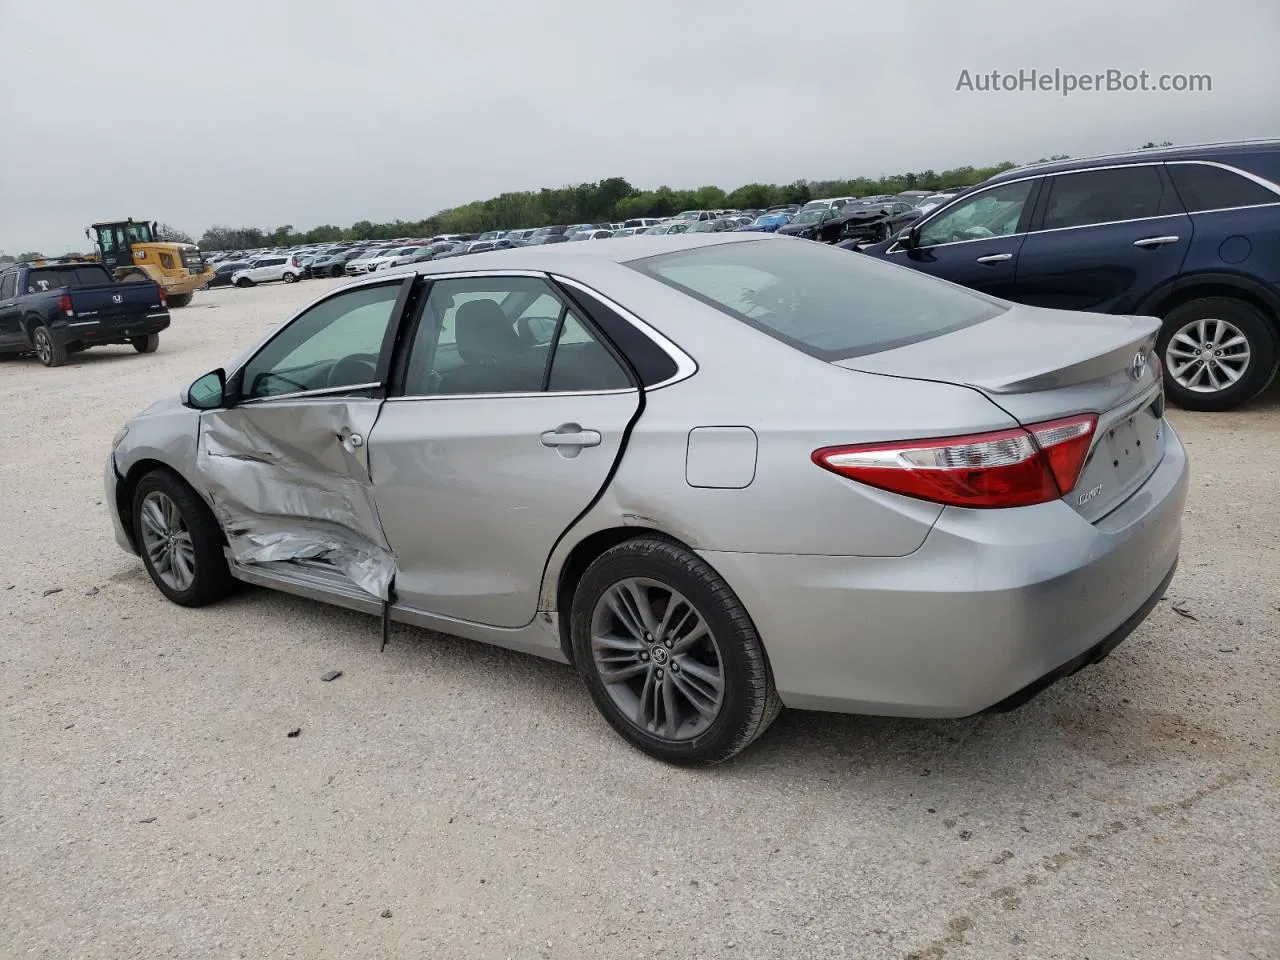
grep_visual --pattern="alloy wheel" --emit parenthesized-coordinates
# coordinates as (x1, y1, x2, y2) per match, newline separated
(33, 328, 52, 365)
(590, 578, 725, 742)
(1165, 317, 1252, 393)
(138, 491, 197, 592)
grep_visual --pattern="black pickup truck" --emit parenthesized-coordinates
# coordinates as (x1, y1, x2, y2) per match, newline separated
(0, 262, 170, 367)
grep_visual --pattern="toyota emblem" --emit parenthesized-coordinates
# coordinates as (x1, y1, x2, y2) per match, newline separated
(1130, 351, 1148, 381)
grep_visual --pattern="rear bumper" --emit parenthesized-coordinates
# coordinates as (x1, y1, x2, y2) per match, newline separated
(702, 423, 1189, 717)
(55, 311, 170, 347)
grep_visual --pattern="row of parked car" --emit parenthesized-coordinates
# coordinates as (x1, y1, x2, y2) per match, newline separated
(201, 190, 963, 289)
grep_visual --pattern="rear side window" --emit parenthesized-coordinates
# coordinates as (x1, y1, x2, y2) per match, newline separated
(0, 273, 16, 299)
(1166, 163, 1280, 212)
(1040, 165, 1178, 230)
(24, 266, 111, 291)
(630, 238, 1003, 361)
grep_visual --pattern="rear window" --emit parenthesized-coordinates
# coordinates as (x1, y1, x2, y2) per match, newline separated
(24, 266, 112, 291)
(629, 238, 1004, 360)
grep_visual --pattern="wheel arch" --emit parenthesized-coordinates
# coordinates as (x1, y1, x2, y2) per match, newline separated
(115, 458, 227, 554)
(1137, 272, 1280, 329)
(551, 525, 697, 665)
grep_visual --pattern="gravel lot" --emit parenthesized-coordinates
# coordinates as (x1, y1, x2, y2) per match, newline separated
(2, 278, 1277, 960)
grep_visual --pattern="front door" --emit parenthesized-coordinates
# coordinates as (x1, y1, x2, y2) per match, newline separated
(1012, 164, 1193, 313)
(95, 225, 131, 271)
(886, 177, 1040, 300)
(0, 271, 22, 349)
(196, 279, 408, 598)
(368, 274, 642, 628)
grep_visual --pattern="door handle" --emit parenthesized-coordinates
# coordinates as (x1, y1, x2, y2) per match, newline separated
(975, 253, 1013, 263)
(541, 424, 602, 448)
(1132, 235, 1180, 248)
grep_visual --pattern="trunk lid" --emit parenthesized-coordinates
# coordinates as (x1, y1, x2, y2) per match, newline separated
(68, 282, 166, 324)
(837, 304, 1166, 522)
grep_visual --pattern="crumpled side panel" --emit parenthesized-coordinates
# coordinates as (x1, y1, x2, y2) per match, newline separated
(197, 403, 395, 600)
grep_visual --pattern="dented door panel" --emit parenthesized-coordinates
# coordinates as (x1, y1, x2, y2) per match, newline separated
(197, 397, 394, 598)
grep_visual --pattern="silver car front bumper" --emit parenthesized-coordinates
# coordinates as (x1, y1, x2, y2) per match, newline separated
(704, 423, 1190, 717)
(104, 452, 135, 556)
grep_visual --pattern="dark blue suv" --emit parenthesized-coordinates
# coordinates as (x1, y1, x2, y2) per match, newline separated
(861, 140, 1280, 411)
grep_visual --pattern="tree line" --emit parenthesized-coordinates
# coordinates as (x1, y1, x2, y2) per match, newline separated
(192, 161, 1021, 251)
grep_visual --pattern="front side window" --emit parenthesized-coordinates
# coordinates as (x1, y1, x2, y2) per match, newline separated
(240, 283, 401, 399)
(0, 273, 16, 299)
(1040, 165, 1175, 230)
(917, 179, 1035, 246)
(126, 223, 154, 244)
(402, 276, 630, 396)
(1167, 162, 1280, 212)
(631, 237, 1002, 361)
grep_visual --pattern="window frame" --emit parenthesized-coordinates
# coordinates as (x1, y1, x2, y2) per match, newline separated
(386, 270, 641, 401)
(910, 176, 1043, 250)
(227, 276, 415, 406)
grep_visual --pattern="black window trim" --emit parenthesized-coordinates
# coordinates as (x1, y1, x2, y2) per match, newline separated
(228, 275, 414, 405)
(1026, 161, 1185, 234)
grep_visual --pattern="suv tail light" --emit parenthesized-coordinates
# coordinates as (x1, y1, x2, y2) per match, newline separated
(58, 294, 73, 316)
(812, 414, 1097, 509)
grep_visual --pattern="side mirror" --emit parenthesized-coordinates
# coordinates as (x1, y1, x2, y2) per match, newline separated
(896, 225, 920, 250)
(187, 368, 227, 410)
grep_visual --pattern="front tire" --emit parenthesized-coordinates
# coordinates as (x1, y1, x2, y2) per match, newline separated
(131, 334, 159, 354)
(132, 470, 233, 607)
(31, 324, 67, 367)
(1159, 297, 1278, 411)
(570, 537, 782, 766)
(167, 292, 193, 308)
(236, 277, 253, 288)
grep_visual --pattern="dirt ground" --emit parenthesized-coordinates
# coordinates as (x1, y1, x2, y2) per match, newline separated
(2, 278, 1277, 960)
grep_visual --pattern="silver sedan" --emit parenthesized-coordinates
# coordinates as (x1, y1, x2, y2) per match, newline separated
(105, 234, 1188, 765)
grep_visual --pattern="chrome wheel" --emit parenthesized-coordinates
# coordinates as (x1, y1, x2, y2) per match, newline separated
(590, 578, 725, 742)
(138, 491, 197, 592)
(1165, 317, 1251, 394)
(33, 327, 52, 365)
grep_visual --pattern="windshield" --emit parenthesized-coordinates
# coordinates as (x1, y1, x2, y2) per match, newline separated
(754, 215, 785, 225)
(630, 238, 1003, 361)
(125, 223, 155, 243)
(791, 211, 825, 225)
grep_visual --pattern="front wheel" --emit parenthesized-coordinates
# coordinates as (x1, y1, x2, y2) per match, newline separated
(236, 277, 253, 288)
(1159, 297, 1278, 411)
(31, 325, 67, 367)
(131, 334, 159, 354)
(167, 292, 193, 308)
(282, 272, 298, 283)
(132, 470, 233, 606)
(570, 537, 782, 766)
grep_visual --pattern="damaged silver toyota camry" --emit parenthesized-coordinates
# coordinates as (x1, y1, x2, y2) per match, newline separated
(106, 234, 1188, 765)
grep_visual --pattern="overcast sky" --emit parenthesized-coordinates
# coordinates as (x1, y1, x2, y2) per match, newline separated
(1, 0, 1276, 253)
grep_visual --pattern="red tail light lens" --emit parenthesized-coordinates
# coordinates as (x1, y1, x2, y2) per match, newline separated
(812, 414, 1097, 509)
(157, 287, 167, 306)
(58, 294, 73, 315)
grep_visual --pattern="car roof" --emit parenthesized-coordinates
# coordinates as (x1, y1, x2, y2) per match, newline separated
(987, 138, 1280, 182)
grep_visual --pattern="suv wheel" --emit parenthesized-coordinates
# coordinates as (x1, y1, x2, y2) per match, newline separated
(131, 334, 159, 354)
(236, 277, 253, 288)
(570, 537, 782, 766)
(282, 272, 298, 283)
(1159, 297, 1278, 411)
(32, 325, 67, 367)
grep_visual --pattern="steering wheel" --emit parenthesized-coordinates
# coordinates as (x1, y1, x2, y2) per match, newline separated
(327, 355, 378, 389)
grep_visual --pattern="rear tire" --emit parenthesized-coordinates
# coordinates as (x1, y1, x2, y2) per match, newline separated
(282, 272, 298, 283)
(31, 324, 67, 367)
(570, 537, 782, 766)
(132, 470, 233, 607)
(167, 292, 193, 308)
(131, 334, 159, 354)
(1159, 297, 1278, 411)
(118, 270, 150, 283)
(236, 277, 253, 288)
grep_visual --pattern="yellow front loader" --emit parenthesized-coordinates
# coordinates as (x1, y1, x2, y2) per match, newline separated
(86, 218, 214, 307)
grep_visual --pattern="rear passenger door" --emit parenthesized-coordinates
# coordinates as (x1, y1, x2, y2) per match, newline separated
(367, 273, 641, 628)
(1012, 164, 1193, 313)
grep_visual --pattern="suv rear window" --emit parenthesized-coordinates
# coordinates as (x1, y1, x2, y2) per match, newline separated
(629, 238, 1003, 360)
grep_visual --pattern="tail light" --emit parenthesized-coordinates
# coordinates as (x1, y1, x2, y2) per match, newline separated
(157, 287, 167, 306)
(812, 414, 1097, 509)
(58, 294, 73, 316)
